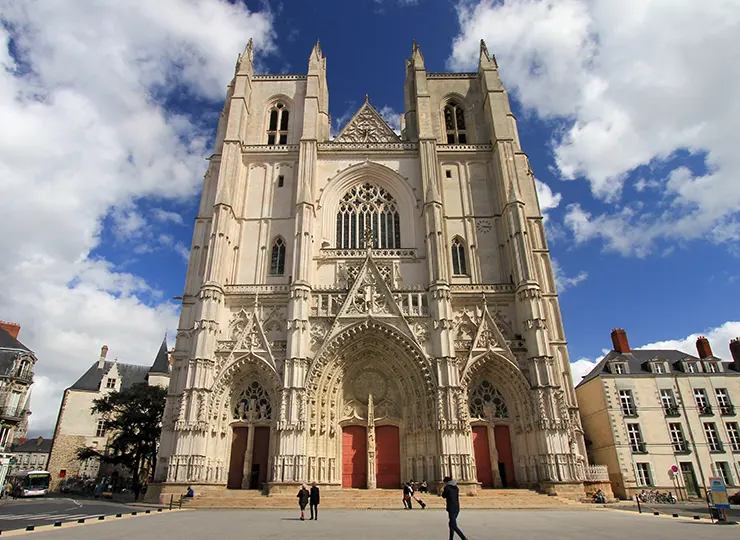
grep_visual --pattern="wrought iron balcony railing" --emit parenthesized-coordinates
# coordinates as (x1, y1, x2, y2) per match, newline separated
(663, 405, 681, 417)
(699, 405, 714, 416)
(720, 405, 736, 416)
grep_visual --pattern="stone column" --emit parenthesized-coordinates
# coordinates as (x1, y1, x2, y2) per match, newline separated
(367, 394, 376, 489)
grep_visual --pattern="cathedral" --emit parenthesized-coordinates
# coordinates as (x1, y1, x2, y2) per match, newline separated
(153, 40, 588, 497)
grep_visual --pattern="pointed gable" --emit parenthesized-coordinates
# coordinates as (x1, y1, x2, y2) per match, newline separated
(333, 99, 401, 144)
(149, 337, 170, 374)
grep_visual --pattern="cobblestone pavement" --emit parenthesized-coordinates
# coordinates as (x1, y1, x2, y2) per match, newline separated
(13, 508, 738, 540)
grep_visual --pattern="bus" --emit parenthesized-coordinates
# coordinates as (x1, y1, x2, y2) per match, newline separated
(8, 470, 52, 497)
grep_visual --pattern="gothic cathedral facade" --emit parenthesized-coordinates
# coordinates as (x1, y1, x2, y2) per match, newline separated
(154, 40, 587, 495)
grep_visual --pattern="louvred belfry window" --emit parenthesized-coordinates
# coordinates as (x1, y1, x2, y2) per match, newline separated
(336, 183, 401, 249)
(444, 102, 467, 144)
(267, 102, 289, 145)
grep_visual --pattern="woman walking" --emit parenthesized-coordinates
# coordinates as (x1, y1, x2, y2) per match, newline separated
(297, 484, 310, 521)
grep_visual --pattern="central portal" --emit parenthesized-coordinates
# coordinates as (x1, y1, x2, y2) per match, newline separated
(342, 426, 367, 488)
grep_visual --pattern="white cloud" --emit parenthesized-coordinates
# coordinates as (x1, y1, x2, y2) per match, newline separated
(152, 209, 185, 226)
(534, 178, 561, 220)
(1, 1, 275, 436)
(551, 258, 588, 293)
(377, 105, 402, 135)
(569, 321, 740, 387)
(450, 0, 740, 256)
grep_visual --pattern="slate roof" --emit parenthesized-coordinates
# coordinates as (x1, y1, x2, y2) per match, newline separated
(11, 437, 52, 454)
(0, 326, 30, 352)
(576, 348, 739, 388)
(149, 338, 170, 374)
(0, 327, 34, 378)
(70, 338, 169, 391)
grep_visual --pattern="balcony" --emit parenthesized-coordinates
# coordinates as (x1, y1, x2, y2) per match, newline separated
(672, 442, 690, 454)
(663, 405, 681, 417)
(720, 405, 736, 416)
(0, 407, 25, 421)
(709, 443, 724, 454)
(621, 408, 638, 418)
(699, 405, 714, 416)
(630, 442, 648, 454)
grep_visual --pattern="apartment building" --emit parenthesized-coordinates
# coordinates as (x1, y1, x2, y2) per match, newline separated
(576, 329, 740, 499)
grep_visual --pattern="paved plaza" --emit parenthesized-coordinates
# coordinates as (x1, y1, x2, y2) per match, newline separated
(8, 508, 737, 540)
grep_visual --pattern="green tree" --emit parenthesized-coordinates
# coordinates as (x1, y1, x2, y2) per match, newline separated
(77, 382, 166, 486)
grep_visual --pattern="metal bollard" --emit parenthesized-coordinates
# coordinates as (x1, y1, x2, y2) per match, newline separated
(54, 521, 62, 527)
(169, 494, 174, 511)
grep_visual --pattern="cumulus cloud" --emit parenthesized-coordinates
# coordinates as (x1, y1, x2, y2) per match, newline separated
(450, 0, 740, 256)
(1, 0, 275, 436)
(377, 105, 402, 135)
(551, 258, 587, 293)
(568, 321, 740, 387)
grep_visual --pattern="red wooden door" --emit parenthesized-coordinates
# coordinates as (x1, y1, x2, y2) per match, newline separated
(227, 426, 248, 489)
(472, 426, 494, 487)
(342, 426, 367, 488)
(250, 427, 270, 489)
(375, 425, 401, 488)
(494, 425, 516, 488)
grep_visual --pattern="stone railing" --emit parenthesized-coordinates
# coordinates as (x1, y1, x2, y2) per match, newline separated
(311, 290, 428, 317)
(585, 464, 610, 482)
(319, 248, 418, 259)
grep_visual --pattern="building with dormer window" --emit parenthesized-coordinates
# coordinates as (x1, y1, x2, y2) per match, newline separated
(46, 340, 171, 490)
(576, 329, 740, 499)
(0, 322, 36, 452)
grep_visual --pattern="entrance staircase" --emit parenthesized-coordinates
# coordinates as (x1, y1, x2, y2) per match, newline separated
(183, 488, 584, 510)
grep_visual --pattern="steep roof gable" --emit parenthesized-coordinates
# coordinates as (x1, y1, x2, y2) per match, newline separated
(0, 326, 30, 352)
(149, 338, 170, 374)
(334, 98, 401, 144)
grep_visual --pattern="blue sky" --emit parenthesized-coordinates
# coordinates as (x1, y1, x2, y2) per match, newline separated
(1, 0, 739, 436)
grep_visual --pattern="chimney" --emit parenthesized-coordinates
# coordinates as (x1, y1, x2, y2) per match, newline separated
(611, 328, 630, 353)
(730, 338, 740, 371)
(0, 321, 21, 340)
(695, 336, 713, 359)
(98, 345, 109, 369)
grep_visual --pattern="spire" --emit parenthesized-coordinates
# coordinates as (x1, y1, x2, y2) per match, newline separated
(149, 336, 170, 374)
(236, 38, 254, 75)
(309, 39, 325, 72)
(411, 40, 425, 69)
(479, 39, 498, 69)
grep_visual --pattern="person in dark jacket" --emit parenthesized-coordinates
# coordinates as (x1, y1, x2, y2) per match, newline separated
(402, 482, 413, 509)
(297, 484, 310, 521)
(441, 476, 467, 540)
(309, 482, 320, 520)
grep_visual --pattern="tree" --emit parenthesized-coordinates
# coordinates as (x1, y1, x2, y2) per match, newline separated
(77, 383, 166, 489)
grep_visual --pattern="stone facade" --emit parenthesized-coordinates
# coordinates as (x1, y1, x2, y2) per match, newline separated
(46, 342, 171, 490)
(576, 329, 740, 499)
(0, 322, 36, 452)
(153, 41, 586, 497)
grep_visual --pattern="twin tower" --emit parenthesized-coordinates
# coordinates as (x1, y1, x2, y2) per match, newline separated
(150, 39, 587, 500)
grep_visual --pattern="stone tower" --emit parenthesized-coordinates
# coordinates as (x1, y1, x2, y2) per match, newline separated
(152, 40, 587, 499)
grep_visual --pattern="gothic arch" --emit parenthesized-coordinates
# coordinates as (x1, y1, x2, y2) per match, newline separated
(461, 351, 535, 432)
(318, 162, 420, 249)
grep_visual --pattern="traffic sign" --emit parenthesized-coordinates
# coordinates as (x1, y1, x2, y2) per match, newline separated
(671, 465, 678, 473)
(709, 477, 730, 509)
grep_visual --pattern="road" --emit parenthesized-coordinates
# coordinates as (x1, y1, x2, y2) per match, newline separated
(0, 496, 140, 531)
(9, 508, 739, 540)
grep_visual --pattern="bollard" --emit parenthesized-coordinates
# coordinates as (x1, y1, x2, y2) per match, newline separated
(636, 496, 642, 514)
(653, 512, 659, 516)
(116, 513, 122, 518)
(145, 509, 151, 514)
(26, 526, 34, 531)
(170, 494, 173, 511)
(694, 516, 700, 520)
(132, 511, 138, 516)
(54, 521, 62, 527)
(157, 508, 162, 512)
(98, 516, 105, 520)
(78, 519, 85, 523)
(179, 495, 183, 509)
(672, 514, 679, 518)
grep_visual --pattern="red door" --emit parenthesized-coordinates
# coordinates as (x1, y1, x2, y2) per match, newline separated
(494, 425, 516, 488)
(342, 426, 367, 488)
(375, 425, 401, 488)
(472, 426, 494, 487)
(250, 427, 270, 489)
(227, 426, 248, 489)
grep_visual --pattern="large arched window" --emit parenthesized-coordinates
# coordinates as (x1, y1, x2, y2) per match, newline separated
(451, 237, 468, 276)
(444, 102, 467, 144)
(336, 182, 401, 249)
(267, 102, 289, 145)
(269, 237, 286, 275)
(469, 380, 508, 419)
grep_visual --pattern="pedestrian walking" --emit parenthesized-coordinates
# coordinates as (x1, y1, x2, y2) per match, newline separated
(441, 476, 467, 540)
(309, 482, 320, 520)
(402, 482, 413, 509)
(297, 483, 310, 521)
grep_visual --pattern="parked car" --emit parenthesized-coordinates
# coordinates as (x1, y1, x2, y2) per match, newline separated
(729, 491, 740, 505)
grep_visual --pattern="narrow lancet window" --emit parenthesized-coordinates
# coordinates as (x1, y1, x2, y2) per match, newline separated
(270, 237, 286, 275)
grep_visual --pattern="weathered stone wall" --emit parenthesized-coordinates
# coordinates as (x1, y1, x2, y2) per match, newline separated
(46, 434, 86, 490)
